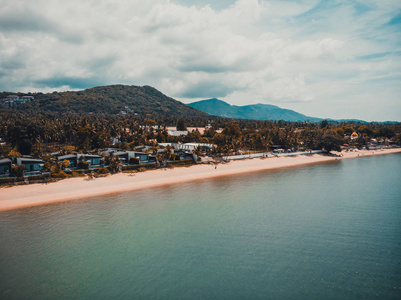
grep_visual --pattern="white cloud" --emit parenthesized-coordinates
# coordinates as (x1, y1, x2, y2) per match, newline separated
(0, 0, 400, 120)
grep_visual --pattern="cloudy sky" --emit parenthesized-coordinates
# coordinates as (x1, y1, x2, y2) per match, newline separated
(0, 0, 400, 121)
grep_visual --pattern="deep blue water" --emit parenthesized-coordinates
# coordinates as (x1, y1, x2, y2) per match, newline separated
(1, 154, 401, 299)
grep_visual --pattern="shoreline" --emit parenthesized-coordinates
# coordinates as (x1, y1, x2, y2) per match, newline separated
(1, 148, 400, 212)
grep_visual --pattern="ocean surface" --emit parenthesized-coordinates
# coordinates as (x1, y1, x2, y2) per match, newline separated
(1, 154, 400, 299)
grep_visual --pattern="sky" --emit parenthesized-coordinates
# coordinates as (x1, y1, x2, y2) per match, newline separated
(0, 0, 400, 121)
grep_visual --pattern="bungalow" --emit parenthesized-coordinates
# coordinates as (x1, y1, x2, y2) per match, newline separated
(174, 150, 194, 160)
(111, 151, 129, 164)
(134, 145, 152, 152)
(159, 143, 214, 152)
(77, 154, 103, 168)
(179, 143, 214, 152)
(0, 158, 12, 177)
(158, 142, 178, 148)
(102, 148, 121, 155)
(57, 154, 103, 169)
(16, 158, 44, 175)
(58, 154, 78, 168)
(131, 152, 157, 164)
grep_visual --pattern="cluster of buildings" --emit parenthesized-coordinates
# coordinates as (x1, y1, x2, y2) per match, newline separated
(0, 142, 215, 178)
(0, 157, 45, 178)
(1, 95, 34, 108)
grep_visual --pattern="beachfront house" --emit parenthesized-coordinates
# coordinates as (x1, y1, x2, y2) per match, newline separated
(179, 143, 214, 152)
(133, 152, 149, 162)
(0, 158, 12, 177)
(77, 154, 103, 168)
(16, 158, 44, 175)
(174, 150, 194, 160)
(110, 151, 130, 164)
(102, 149, 156, 164)
(57, 154, 78, 168)
(159, 142, 214, 152)
(132, 152, 157, 164)
(57, 154, 103, 169)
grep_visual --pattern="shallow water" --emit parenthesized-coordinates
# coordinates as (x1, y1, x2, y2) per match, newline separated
(1, 154, 400, 299)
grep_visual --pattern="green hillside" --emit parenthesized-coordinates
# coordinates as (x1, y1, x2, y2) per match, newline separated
(188, 98, 322, 122)
(5, 85, 209, 117)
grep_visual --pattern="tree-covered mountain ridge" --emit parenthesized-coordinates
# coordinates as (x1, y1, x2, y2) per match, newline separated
(188, 98, 368, 123)
(2, 85, 368, 122)
(1, 85, 209, 118)
(188, 98, 324, 122)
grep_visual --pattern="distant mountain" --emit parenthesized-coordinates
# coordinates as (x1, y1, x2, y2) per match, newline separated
(4, 85, 209, 117)
(188, 98, 323, 122)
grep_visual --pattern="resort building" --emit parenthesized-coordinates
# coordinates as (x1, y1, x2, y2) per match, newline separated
(101, 149, 157, 164)
(158, 142, 214, 152)
(0, 158, 12, 177)
(58, 154, 79, 168)
(16, 158, 45, 175)
(77, 154, 103, 168)
(57, 154, 103, 169)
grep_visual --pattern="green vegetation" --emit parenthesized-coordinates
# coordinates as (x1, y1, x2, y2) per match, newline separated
(188, 98, 370, 123)
(0, 109, 400, 159)
(176, 118, 187, 131)
(12, 165, 25, 178)
(188, 98, 324, 122)
(129, 157, 140, 165)
(2, 85, 208, 117)
(0, 85, 400, 184)
(77, 161, 90, 170)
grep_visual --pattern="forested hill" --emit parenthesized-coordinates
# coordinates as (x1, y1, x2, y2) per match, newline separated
(188, 98, 323, 122)
(5, 85, 209, 117)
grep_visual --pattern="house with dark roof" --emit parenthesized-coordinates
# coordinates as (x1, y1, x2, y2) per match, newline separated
(102, 149, 156, 165)
(0, 158, 12, 177)
(111, 151, 130, 164)
(16, 158, 45, 175)
(78, 154, 103, 168)
(58, 154, 78, 168)
(58, 154, 103, 169)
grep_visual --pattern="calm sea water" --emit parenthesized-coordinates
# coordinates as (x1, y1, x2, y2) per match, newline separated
(1, 154, 401, 299)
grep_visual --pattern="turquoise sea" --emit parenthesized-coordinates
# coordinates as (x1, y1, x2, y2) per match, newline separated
(1, 154, 400, 299)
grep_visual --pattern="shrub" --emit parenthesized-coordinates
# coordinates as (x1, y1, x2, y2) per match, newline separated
(61, 159, 70, 169)
(95, 167, 110, 175)
(52, 171, 68, 178)
(50, 164, 60, 173)
(129, 157, 140, 165)
(77, 161, 90, 170)
(170, 154, 181, 161)
(12, 165, 25, 177)
(71, 171, 85, 177)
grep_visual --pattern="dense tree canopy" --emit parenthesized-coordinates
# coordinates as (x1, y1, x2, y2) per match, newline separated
(0, 109, 400, 159)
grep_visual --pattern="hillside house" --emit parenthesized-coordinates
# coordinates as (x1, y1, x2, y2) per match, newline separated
(1, 95, 33, 108)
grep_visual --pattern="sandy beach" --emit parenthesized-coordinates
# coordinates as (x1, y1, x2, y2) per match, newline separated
(1, 148, 400, 212)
